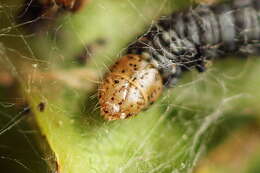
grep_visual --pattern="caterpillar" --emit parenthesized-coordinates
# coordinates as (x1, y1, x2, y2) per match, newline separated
(99, 0, 260, 120)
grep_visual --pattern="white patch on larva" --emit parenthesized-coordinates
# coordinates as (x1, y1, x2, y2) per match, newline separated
(111, 103, 120, 113)
(120, 113, 127, 119)
(121, 87, 128, 100)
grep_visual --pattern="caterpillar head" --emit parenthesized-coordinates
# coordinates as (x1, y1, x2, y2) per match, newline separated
(99, 54, 163, 120)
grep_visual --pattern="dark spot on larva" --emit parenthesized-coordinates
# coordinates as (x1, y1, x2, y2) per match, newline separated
(127, 113, 132, 117)
(121, 70, 125, 73)
(129, 63, 133, 66)
(119, 102, 122, 105)
(134, 68, 138, 71)
(137, 102, 144, 105)
(105, 110, 109, 113)
(128, 55, 134, 59)
(134, 64, 137, 67)
(111, 97, 114, 101)
(131, 105, 134, 107)
(133, 77, 137, 81)
(38, 102, 45, 112)
(114, 80, 119, 84)
(138, 59, 142, 62)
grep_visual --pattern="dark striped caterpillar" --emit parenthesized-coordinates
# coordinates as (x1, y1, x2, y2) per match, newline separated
(99, 0, 260, 120)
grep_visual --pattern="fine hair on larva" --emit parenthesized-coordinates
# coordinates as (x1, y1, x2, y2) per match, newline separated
(99, 0, 260, 120)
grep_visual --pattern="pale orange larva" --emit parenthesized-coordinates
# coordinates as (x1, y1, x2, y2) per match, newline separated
(98, 54, 163, 120)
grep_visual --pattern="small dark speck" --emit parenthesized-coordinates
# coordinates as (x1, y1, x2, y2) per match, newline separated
(38, 102, 45, 112)
(146, 59, 151, 62)
(75, 38, 107, 65)
(114, 80, 119, 84)
(96, 38, 107, 45)
(121, 70, 125, 73)
(134, 68, 138, 71)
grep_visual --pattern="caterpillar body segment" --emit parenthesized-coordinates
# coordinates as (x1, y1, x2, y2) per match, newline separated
(128, 0, 260, 85)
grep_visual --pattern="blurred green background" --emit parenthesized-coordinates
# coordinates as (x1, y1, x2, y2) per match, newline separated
(0, 0, 260, 172)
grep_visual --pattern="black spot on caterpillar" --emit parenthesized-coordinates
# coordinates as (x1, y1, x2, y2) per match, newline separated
(99, 0, 260, 120)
